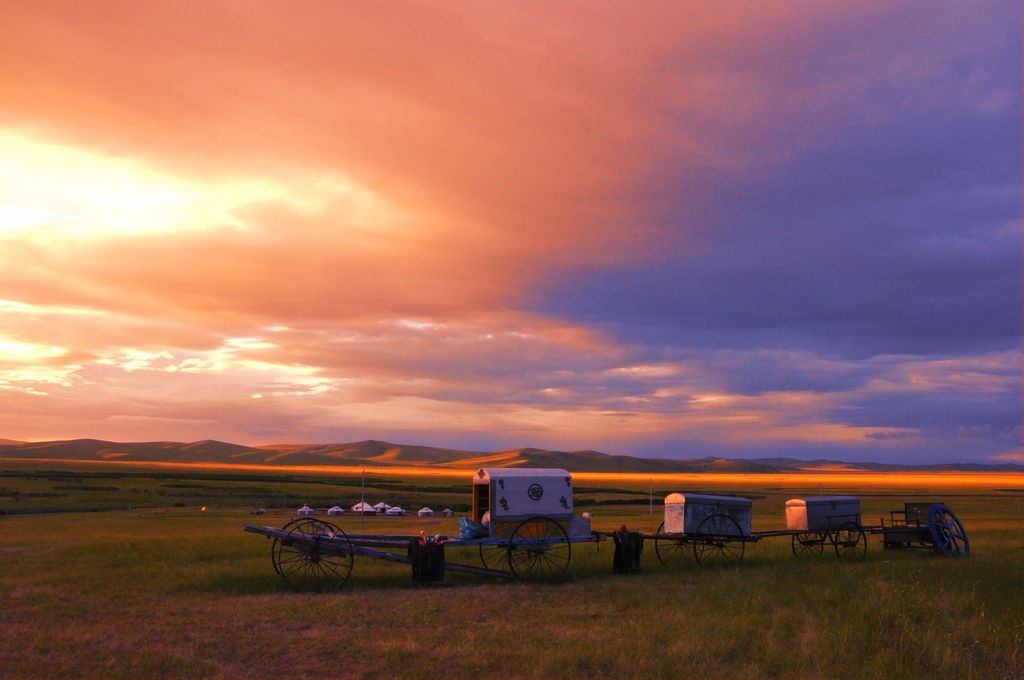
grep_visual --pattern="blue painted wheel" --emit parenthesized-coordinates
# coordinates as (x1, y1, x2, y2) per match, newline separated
(927, 504, 970, 558)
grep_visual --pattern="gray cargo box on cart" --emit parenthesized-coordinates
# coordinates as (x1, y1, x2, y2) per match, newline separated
(664, 493, 752, 536)
(785, 496, 861, 531)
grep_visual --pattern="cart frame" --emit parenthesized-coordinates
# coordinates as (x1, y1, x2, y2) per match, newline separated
(880, 502, 970, 557)
(244, 494, 969, 590)
(245, 514, 598, 589)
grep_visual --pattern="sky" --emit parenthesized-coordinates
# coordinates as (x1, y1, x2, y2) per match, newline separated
(0, 1, 1020, 463)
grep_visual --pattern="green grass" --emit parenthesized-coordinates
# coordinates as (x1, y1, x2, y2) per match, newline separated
(1, 462, 1023, 678)
(0, 464, 658, 516)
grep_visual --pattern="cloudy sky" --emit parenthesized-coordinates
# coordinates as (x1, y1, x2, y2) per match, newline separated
(1, 1, 1020, 463)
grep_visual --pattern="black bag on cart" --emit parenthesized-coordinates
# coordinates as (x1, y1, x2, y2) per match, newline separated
(408, 539, 446, 582)
(612, 529, 644, 574)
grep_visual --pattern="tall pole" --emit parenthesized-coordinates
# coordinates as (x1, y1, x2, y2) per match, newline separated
(361, 467, 365, 525)
(649, 477, 653, 516)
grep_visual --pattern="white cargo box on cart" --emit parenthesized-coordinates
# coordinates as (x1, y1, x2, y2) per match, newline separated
(664, 493, 753, 536)
(472, 468, 574, 524)
(785, 496, 861, 531)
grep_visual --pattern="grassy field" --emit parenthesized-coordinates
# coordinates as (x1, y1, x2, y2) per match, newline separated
(2, 460, 1023, 679)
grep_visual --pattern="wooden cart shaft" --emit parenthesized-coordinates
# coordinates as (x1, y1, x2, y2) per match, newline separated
(245, 524, 523, 579)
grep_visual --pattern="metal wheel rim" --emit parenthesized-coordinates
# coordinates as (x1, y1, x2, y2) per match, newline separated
(928, 504, 970, 558)
(270, 519, 293, 577)
(792, 532, 826, 557)
(507, 517, 571, 582)
(653, 521, 689, 567)
(692, 514, 745, 567)
(271, 518, 354, 591)
(832, 521, 867, 560)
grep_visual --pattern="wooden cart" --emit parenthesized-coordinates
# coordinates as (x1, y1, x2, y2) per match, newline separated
(244, 468, 598, 589)
(648, 495, 970, 568)
(245, 485, 972, 590)
(880, 502, 970, 557)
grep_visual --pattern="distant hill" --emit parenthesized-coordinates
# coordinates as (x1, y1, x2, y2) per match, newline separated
(1, 438, 1021, 473)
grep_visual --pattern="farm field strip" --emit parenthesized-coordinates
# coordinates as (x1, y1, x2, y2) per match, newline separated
(4, 456, 1023, 488)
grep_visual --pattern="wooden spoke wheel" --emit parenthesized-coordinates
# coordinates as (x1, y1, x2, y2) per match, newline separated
(653, 521, 689, 567)
(692, 514, 745, 567)
(831, 521, 867, 560)
(791, 532, 826, 557)
(271, 518, 354, 591)
(507, 517, 571, 582)
(479, 542, 509, 570)
(927, 504, 970, 558)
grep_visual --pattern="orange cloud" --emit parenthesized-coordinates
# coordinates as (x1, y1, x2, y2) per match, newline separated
(0, 3, 1015, 461)
(0, 2, 869, 331)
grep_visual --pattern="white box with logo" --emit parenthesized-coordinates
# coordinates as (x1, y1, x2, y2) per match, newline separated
(472, 468, 574, 524)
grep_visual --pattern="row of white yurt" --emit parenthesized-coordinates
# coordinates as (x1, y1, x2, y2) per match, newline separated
(294, 503, 454, 516)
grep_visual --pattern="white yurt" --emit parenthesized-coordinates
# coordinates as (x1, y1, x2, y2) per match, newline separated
(418, 507, 434, 517)
(385, 506, 406, 516)
(442, 508, 454, 517)
(351, 501, 376, 514)
(372, 502, 392, 513)
(297, 504, 315, 516)
(327, 505, 345, 516)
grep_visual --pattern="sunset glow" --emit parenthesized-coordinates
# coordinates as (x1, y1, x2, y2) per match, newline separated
(4, 456, 1022, 490)
(0, 2, 1019, 464)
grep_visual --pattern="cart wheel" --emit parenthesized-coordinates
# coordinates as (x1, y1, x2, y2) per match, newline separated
(832, 522, 867, 560)
(692, 514, 745, 567)
(271, 518, 354, 591)
(654, 521, 689, 567)
(479, 542, 509, 570)
(507, 517, 571, 582)
(927, 504, 970, 558)
(271, 518, 309, 577)
(791, 532, 826, 557)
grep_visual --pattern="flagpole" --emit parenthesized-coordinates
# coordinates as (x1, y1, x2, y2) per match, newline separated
(361, 467, 365, 526)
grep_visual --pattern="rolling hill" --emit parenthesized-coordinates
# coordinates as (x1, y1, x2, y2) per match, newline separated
(0, 438, 1021, 473)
